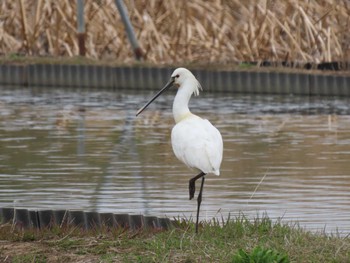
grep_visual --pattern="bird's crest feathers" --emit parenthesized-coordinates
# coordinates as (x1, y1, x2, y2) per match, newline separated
(194, 81, 202, 96)
(172, 67, 203, 96)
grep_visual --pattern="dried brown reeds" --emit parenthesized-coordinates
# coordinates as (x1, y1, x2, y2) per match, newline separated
(0, 0, 349, 65)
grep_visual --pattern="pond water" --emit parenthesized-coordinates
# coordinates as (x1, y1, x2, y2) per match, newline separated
(1, 86, 350, 234)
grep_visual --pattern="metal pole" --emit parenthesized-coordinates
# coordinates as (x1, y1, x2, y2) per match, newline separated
(77, 0, 86, 56)
(114, 0, 143, 60)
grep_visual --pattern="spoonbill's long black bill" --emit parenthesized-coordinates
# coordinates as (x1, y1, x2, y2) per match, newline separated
(136, 78, 174, 116)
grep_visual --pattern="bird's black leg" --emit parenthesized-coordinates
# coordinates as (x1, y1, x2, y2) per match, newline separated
(195, 176, 205, 233)
(189, 172, 205, 200)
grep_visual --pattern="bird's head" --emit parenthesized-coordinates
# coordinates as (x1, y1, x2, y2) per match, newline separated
(136, 67, 202, 116)
(171, 68, 202, 96)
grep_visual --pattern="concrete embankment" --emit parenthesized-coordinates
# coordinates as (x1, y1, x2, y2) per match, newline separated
(0, 207, 172, 230)
(0, 64, 349, 96)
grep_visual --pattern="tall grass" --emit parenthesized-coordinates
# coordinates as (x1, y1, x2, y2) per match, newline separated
(0, 0, 349, 66)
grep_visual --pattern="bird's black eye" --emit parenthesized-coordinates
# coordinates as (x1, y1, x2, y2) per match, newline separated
(175, 74, 179, 78)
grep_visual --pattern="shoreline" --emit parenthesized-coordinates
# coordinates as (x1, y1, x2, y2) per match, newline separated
(0, 207, 172, 231)
(0, 59, 349, 96)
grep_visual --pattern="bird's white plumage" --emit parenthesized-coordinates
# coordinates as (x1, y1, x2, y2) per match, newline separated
(170, 68, 223, 176)
(136, 67, 223, 233)
(171, 115, 223, 175)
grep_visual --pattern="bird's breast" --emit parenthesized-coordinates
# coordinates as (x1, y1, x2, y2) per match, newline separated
(174, 112, 195, 124)
(171, 117, 223, 175)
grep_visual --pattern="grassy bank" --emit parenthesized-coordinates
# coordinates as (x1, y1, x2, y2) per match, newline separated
(2, 55, 350, 78)
(0, 216, 349, 262)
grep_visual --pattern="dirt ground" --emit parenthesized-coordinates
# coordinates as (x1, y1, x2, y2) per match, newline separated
(0, 240, 102, 262)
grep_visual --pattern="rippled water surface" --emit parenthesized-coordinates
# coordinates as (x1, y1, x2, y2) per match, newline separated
(1, 86, 350, 234)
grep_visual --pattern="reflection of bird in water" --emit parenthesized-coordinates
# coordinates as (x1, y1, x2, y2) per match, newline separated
(136, 68, 223, 233)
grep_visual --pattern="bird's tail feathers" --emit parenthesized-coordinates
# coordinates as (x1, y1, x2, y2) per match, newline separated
(213, 170, 220, 176)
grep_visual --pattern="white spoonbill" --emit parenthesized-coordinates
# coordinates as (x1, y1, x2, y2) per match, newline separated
(136, 68, 223, 233)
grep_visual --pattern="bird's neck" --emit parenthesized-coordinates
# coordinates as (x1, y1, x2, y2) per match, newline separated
(172, 82, 195, 124)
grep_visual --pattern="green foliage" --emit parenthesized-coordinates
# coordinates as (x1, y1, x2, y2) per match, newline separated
(232, 246, 290, 263)
(239, 62, 255, 69)
(57, 238, 84, 250)
(21, 231, 36, 242)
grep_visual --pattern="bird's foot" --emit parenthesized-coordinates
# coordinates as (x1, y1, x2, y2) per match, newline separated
(189, 179, 195, 200)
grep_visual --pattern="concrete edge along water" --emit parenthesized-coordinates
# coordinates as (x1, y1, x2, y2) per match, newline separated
(0, 207, 173, 231)
(0, 64, 349, 96)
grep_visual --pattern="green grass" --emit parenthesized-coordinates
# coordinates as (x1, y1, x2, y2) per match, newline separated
(233, 246, 289, 263)
(0, 215, 349, 262)
(11, 254, 47, 263)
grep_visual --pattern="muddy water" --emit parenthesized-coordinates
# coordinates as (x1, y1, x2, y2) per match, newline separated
(1, 87, 350, 234)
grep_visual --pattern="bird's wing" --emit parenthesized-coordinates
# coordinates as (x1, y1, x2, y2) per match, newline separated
(202, 119, 223, 175)
(171, 117, 223, 175)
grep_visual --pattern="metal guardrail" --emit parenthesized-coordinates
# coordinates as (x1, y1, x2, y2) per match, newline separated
(0, 207, 172, 230)
(0, 64, 349, 96)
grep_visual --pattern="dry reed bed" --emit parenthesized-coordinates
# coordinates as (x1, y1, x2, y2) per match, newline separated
(0, 0, 349, 66)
